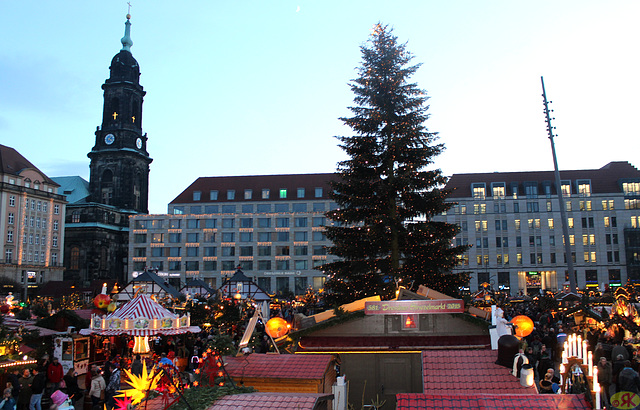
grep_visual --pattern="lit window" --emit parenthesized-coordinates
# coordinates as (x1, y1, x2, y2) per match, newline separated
(280, 189, 287, 199)
(244, 189, 252, 200)
(472, 183, 485, 199)
(262, 189, 270, 199)
(577, 180, 591, 197)
(568, 218, 574, 228)
(491, 183, 505, 199)
(623, 182, 640, 196)
(548, 219, 554, 229)
(561, 181, 571, 197)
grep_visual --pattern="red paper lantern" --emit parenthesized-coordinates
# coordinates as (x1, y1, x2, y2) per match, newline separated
(511, 315, 534, 338)
(94, 294, 111, 309)
(265, 317, 290, 338)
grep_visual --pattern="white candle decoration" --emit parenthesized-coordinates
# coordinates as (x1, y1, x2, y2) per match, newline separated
(588, 351, 593, 376)
(582, 340, 587, 361)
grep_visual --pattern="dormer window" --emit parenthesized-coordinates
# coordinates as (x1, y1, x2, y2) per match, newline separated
(577, 180, 591, 197)
(193, 191, 201, 201)
(472, 183, 486, 200)
(524, 182, 538, 198)
(622, 181, 640, 196)
(561, 180, 572, 197)
(491, 182, 505, 199)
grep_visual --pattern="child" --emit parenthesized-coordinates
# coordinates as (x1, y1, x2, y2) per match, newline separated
(0, 387, 16, 410)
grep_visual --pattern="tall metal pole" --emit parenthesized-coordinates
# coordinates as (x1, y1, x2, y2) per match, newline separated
(541, 76, 577, 293)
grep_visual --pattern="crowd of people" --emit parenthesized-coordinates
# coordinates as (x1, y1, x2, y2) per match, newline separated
(502, 299, 640, 408)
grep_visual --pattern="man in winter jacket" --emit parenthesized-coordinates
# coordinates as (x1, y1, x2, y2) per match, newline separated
(46, 358, 64, 391)
(29, 368, 46, 410)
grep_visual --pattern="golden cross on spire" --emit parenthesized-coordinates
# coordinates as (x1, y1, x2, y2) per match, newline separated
(127, 2, 132, 14)
(112, 112, 119, 120)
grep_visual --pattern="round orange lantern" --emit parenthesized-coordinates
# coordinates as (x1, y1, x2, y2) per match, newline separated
(265, 317, 290, 339)
(510, 315, 534, 338)
(94, 294, 111, 309)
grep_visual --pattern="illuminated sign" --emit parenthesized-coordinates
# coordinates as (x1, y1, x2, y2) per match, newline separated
(364, 299, 464, 315)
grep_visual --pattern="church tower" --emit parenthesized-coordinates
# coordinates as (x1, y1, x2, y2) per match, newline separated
(88, 13, 152, 213)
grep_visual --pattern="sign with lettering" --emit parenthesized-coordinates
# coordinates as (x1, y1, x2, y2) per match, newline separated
(364, 299, 464, 315)
(612, 392, 640, 409)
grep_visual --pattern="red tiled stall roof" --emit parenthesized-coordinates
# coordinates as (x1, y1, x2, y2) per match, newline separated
(223, 353, 334, 380)
(396, 393, 591, 410)
(445, 161, 640, 198)
(422, 350, 537, 395)
(208, 392, 333, 410)
(170, 173, 339, 204)
(298, 335, 490, 351)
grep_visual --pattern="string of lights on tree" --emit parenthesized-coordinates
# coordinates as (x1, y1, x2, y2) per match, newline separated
(319, 23, 470, 306)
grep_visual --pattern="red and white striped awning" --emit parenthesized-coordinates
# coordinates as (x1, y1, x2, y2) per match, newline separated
(108, 294, 177, 320)
(79, 293, 200, 337)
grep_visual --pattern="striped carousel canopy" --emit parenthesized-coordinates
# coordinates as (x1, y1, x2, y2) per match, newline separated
(80, 293, 200, 336)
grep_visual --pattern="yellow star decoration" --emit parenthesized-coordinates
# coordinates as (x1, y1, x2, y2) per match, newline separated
(115, 361, 158, 405)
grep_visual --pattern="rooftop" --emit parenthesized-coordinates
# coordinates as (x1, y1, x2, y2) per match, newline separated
(396, 393, 591, 410)
(223, 353, 334, 380)
(208, 392, 333, 410)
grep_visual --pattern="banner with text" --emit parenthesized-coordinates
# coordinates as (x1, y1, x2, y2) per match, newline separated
(364, 299, 464, 315)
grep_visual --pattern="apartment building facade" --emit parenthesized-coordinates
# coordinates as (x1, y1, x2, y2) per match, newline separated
(128, 173, 339, 296)
(437, 161, 640, 295)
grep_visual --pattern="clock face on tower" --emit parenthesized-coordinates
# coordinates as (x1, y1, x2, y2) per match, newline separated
(104, 134, 115, 145)
(136, 138, 142, 149)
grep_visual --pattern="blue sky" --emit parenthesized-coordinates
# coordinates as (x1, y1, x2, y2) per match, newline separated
(1, 1, 639, 213)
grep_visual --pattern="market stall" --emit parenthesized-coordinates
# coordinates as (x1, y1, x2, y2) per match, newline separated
(80, 293, 200, 354)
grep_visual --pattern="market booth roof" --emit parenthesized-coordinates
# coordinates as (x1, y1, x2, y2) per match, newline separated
(80, 293, 200, 336)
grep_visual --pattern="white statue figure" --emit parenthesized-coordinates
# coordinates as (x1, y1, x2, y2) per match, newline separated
(494, 307, 512, 338)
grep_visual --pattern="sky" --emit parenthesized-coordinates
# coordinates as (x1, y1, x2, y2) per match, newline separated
(1, 1, 639, 214)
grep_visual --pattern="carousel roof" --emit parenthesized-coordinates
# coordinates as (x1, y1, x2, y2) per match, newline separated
(108, 293, 176, 320)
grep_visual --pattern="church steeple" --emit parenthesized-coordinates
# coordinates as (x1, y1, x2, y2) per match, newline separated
(88, 13, 152, 214)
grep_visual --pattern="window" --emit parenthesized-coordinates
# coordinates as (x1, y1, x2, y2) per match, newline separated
(491, 183, 505, 199)
(548, 219, 554, 229)
(566, 201, 572, 212)
(52, 236, 58, 247)
(313, 245, 326, 255)
(258, 246, 271, 256)
(203, 261, 217, 271)
(567, 218, 574, 228)
(240, 232, 253, 242)
(257, 204, 271, 213)
(546, 201, 553, 212)
(524, 183, 538, 198)
(240, 246, 253, 256)
(275, 203, 289, 212)
(579, 200, 592, 211)
(240, 218, 253, 228)
(193, 191, 201, 201)
(515, 220, 520, 230)
(204, 247, 217, 256)
(5, 249, 12, 263)
(152, 233, 164, 243)
(70, 247, 80, 270)
(576, 180, 591, 197)
(133, 248, 146, 257)
(472, 183, 486, 199)
(222, 246, 235, 256)
(209, 190, 218, 200)
(8, 213, 13, 224)
(561, 181, 571, 197)
(550, 236, 556, 246)
(276, 218, 289, 228)
(276, 246, 290, 256)
(280, 189, 287, 199)
(9, 196, 15, 207)
(186, 233, 199, 242)
(168, 247, 180, 257)
(258, 232, 272, 242)
(312, 231, 326, 241)
(277, 232, 289, 241)
(187, 219, 200, 229)
(222, 232, 235, 242)
(295, 231, 308, 241)
(295, 217, 307, 227)
(7, 231, 13, 243)
(295, 260, 308, 270)
(297, 188, 305, 198)
(526, 202, 539, 212)
(185, 261, 199, 270)
(227, 190, 235, 200)
(222, 218, 235, 228)
(134, 234, 147, 243)
(315, 187, 323, 198)
(258, 218, 271, 228)
(276, 260, 290, 270)
(242, 204, 253, 213)
(170, 219, 181, 229)
(513, 203, 520, 213)
(262, 189, 270, 199)
(623, 182, 640, 196)
(169, 233, 181, 243)
(258, 260, 271, 271)
(221, 261, 235, 271)
(603, 200, 615, 210)
(54, 204, 60, 214)
(294, 246, 308, 256)
(173, 206, 184, 215)
(313, 202, 325, 212)
(239, 260, 253, 271)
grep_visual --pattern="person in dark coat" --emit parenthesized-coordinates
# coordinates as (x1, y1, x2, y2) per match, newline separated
(63, 369, 82, 404)
(597, 357, 613, 409)
(17, 369, 32, 410)
(8, 370, 20, 399)
(613, 354, 627, 389)
(29, 368, 46, 410)
(618, 360, 640, 394)
(131, 355, 143, 378)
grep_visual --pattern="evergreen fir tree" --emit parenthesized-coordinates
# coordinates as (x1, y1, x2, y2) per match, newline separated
(320, 24, 470, 305)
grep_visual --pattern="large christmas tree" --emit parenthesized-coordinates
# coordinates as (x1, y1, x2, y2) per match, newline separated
(320, 24, 469, 305)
